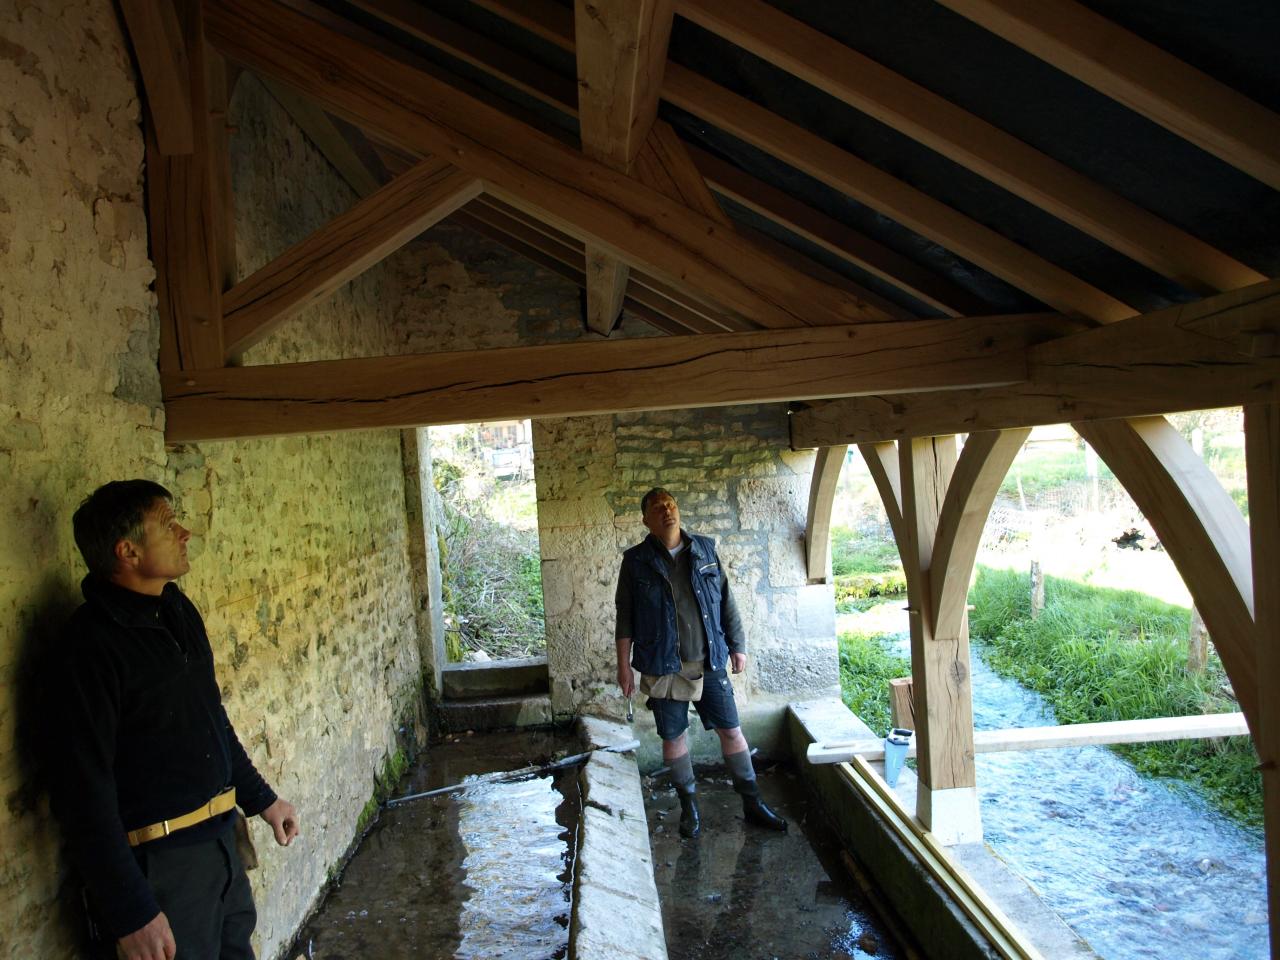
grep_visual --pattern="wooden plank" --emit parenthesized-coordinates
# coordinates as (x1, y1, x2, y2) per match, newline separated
(633, 122, 731, 226)
(678, 0, 1264, 293)
(205, 0, 886, 331)
(691, 145, 986, 318)
(583, 248, 628, 335)
(118, 0, 195, 154)
(465, 0, 574, 52)
(161, 313, 1067, 441)
(147, 0, 225, 371)
(1243, 403, 1280, 954)
(930, 429, 1029, 634)
(804, 445, 848, 580)
(790, 278, 1280, 446)
(260, 77, 383, 198)
(663, 63, 1136, 324)
(223, 159, 481, 356)
(889, 677, 915, 731)
(205, 45, 236, 290)
(1075, 417, 1257, 729)
(348, 0, 578, 114)
(808, 712, 1251, 764)
(937, 0, 1280, 192)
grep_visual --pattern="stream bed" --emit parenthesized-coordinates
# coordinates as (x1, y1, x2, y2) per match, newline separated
(841, 603, 1268, 960)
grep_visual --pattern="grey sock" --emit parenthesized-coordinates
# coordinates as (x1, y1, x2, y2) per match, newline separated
(725, 748, 756, 793)
(669, 751, 695, 792)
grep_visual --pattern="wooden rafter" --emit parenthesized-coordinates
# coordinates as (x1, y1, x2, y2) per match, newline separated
(260, 78, 383, 198)
(663, 63, 1135, 324)
(575, 0, 674, 335)
(466, 0, 574, 53)
(937, 0, 1280, 192)
(118, 0, 195, 155)
(791, 279, 1280, 446)
(160, 312, 1073, 441)
(678, 0, 1264, 294)
(804, 445, 847, 580)
(206, 45, 236, 291)
(690, 146, 986, 318)
(223, 157, 481, 358)
(205, 0, 886, 332)
(149, 0, 225, 371)
(1074, 417, 1257, 729)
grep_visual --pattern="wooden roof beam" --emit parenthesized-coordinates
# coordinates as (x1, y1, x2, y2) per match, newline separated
(575, 0, 674, 335)
(678, 0, 1264, 294)
(790, 278, 1280, 446)
(937, 0, 1280, 192)
(205, 0, 884, 331)
(465, 0, 574, 53)
(662, 63, 1135, 324)
(118, 0, 195, 154)
(260, 77, 384, 198)
(223, 157, 481, 357)
(161, 312, 1072, 441)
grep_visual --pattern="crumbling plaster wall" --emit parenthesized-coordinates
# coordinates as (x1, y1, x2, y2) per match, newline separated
(0, 5, 426, 957)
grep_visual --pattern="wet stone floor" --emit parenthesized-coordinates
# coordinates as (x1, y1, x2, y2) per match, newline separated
(644, 761, 901, 960)
(289, 728, 582, 960)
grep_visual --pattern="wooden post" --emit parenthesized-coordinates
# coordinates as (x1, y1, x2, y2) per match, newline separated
(889, 677, 915, 732)
(1030, 560, 1045, 619)
(1187, 606, 1208, 675)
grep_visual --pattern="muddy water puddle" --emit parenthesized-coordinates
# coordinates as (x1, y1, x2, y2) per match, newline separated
(644, 763, 902, 960)
(290, 729, 581, 960)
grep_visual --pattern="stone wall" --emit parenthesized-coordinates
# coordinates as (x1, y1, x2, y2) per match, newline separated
(535, 407, 840, 759)
(0, 6, 427, 957)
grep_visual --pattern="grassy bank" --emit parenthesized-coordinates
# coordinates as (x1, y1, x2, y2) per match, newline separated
(838, 630, 911, 737)
(969, 565, 1261, 827)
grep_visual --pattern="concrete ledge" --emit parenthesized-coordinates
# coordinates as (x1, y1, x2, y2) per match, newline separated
(436, 693, 553, 732)
(441, 655, 549, 700)
(788, 698, 999, 960)
(574, 717, 668, 960)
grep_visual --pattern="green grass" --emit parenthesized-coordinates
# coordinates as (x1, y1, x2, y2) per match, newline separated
(969, 565, 1261, 827)
(838, 630, 911, 737)
(831, 526, 901, 577)
(999, 446, 1102, 500)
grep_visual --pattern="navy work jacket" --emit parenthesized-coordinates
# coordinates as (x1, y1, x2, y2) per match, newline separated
(616, 531, 744, 676)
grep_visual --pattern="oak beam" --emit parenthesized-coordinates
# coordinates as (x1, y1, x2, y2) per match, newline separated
(205, 0, 884, 331)
(223, 158, 481, 357)
(161, 313, 1067, 441)
(662, 63, 1135, 324)
(690, 146, 986, 318)
(678, 0, 1263, 293)
(791, 279, 1280, 446)
(465, 0, 574, 52)
(1074, 417, 1257, 729)
(635, 123, 731, 227)
(804, 445, 848, 581)
(206, 46, 236, 290)
(937, 0, 1280, 192)
(148, 0, 225, 371)
(118, 0, 195, 154)
(260, 77, 383, 198)
(1245, 404, 1280, 953)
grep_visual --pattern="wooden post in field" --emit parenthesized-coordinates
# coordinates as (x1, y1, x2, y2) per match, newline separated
(1188, 606, 1208, 674)
(1030, 560, 1045, 619)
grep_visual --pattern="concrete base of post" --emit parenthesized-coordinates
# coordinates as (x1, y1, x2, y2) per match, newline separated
(917, 784, 983, 845)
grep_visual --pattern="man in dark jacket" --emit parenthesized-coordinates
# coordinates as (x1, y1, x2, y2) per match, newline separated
(48, 480, 299, 960)
(615, 487, 786, 838)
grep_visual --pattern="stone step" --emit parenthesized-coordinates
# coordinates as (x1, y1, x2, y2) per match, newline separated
(442, 655, 549, 701)
(436, 693, 554, 734)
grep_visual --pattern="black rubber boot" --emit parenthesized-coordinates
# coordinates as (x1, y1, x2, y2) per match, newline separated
(739, 783, 787, 831)
(676, 787, 701, 838)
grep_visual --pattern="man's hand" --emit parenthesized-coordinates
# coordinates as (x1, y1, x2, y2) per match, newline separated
(260, 797, 300, 846)
(116, 911, 175, 960)
(730, 652, 747, 674)
(616, 663, 636, 698)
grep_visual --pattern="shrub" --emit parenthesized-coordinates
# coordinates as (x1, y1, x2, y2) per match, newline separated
(838, 630, 911, 737)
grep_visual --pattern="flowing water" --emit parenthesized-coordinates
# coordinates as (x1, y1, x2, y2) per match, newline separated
(841, 603, 1268, 960)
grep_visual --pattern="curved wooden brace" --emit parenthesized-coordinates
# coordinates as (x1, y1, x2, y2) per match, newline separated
(804, 445, 848, 581)
(1074, 417, 1257, 729)
(858, 441, 908, 564)
(931, 429, 1031, 635)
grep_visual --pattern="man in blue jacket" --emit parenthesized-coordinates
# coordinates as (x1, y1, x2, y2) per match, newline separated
(615, 487, 786, 838)
(48, 480, 299, 959)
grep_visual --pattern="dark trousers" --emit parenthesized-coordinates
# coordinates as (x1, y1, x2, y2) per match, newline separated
(98, 826, 256, 959)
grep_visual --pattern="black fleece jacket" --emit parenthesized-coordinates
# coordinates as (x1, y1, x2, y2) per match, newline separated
(47, 576, 276, 938)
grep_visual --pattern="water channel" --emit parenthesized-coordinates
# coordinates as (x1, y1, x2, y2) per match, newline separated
(842, 602, 1269, 960)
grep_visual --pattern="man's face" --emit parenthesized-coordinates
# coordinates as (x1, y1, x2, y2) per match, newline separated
(128, 499, 192, 583)
(642, 492, 680, 539)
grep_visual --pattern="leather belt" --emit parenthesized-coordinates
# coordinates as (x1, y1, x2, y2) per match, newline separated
(126, 788, 237, 847)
